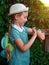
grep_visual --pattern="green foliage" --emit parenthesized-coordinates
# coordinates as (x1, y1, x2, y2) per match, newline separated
(30, 38, 49, 65)
(0, 0, 49, 65)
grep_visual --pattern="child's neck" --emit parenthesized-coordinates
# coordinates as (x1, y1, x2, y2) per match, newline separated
(13, 22, 22, 28)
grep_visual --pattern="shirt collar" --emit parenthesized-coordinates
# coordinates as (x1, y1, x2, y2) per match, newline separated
(12, 24, 24, 32)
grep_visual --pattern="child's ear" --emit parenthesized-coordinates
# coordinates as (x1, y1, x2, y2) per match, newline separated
(15, 14, 19, 20)
(15, 14, 18, 20)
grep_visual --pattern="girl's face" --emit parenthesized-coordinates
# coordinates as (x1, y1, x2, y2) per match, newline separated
(15, 11, 28, 26)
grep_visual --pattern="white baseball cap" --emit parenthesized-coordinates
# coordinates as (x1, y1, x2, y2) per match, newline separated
(8, 3, 29, 16)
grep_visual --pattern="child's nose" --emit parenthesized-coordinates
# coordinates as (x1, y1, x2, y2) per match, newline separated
(26, 18, 27, 21)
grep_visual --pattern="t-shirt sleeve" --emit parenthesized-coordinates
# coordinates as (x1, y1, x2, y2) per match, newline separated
(10, 30, 20, 43)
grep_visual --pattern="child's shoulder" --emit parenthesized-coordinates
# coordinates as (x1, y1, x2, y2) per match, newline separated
(10, 27, 20, 34)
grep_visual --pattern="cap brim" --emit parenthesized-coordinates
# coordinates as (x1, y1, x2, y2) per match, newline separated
(8, 7, 29, 16)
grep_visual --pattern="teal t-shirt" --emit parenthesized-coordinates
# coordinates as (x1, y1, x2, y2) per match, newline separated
(9, 26, 30, 65)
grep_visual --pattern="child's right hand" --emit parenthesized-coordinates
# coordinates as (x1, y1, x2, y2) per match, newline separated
(37, 29, 45, 40)
(32, 27, 37, 37)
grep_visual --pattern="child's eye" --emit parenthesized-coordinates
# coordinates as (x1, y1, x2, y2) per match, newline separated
(24, 16, 28, 18)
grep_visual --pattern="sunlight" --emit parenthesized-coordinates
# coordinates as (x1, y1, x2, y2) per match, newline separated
(40, 0, 49, 7)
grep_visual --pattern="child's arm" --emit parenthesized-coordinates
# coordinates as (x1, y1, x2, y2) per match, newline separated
(14, 28, 37, 52)
(27, 27, 36, 35)
(27, 28, 45, 40)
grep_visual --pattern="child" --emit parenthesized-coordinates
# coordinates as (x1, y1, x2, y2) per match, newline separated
(8, 3, 45, 65)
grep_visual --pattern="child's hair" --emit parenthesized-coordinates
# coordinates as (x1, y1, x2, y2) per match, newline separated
(9, 13, 22, 23)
